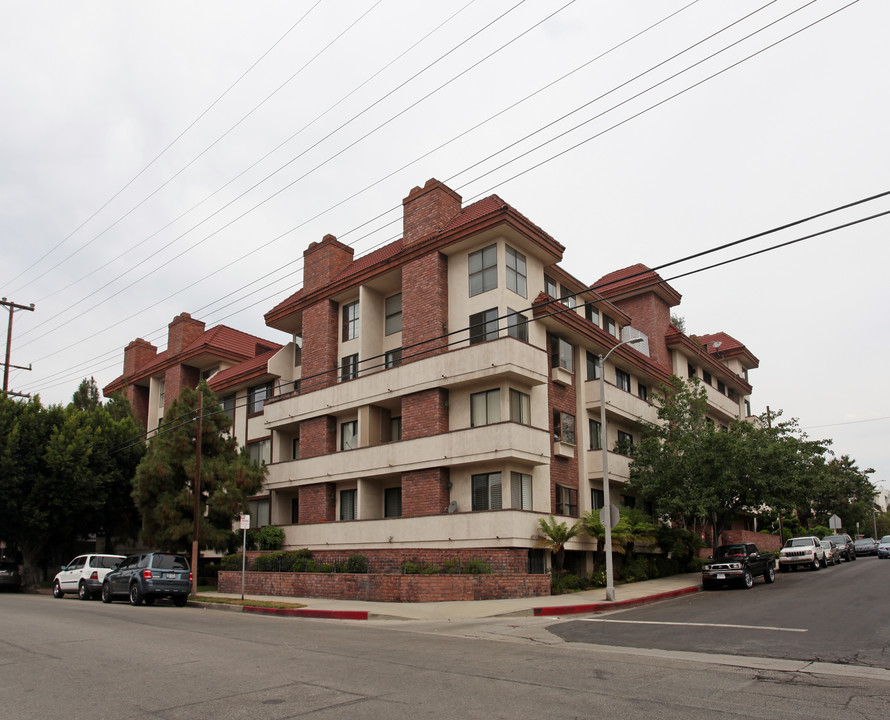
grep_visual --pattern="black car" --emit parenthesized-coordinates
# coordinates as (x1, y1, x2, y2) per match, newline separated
(702, 543, 776, 590)
(823, 533, 856, 562)
(101, 553, 191, 606)
(0, 560, 22, 591)
(854, 538, 878, 556)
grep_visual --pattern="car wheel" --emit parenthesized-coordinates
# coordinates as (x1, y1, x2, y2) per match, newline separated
(101, 582, 112, 603)
(78, 581, 91, 601)
(173, 595, 188, 607)
(143, 596, 155, 606)
(812, 558, 821, 571)
(850, 552, 857, 561)
(52, 580, 63, 599)
(129, 583, 143, 606)
(764, 565, 776, 584)
(820, 556, 828, 568)
(740, 569, 754, 589)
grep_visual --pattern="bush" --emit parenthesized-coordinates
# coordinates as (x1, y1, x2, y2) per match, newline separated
(220, 553, 243, 571)
(463, 558, 492, 575)
(317, 563, 335, 573)
(622, 555, 649, 583)
(253, 551, 286, 572)
(345, 554, 370, 573)
(292, 556, 318, 573)
(255, 525, 285, 551)
(401, 560, 441, 575)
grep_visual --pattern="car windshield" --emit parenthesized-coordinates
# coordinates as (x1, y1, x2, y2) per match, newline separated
(821, 542, 832, 548)
(855, 539, 873, 546)
(716, 545, 746, 556)
(824, 536, 844, 544)
(786, 538, 814, 547)
(880, 536, 890, 544)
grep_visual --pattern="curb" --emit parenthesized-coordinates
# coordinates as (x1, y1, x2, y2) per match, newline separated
(532, 585, 700, 617)
(242, 606, 369, 620)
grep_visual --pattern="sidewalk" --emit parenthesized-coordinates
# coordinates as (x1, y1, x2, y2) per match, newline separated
(193, 573, 702, 621)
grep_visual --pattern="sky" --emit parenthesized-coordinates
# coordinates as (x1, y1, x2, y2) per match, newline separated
(1, 0, 888, 490)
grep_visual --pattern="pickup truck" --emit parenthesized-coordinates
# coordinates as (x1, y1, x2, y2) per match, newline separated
(701, 543, 776, 590)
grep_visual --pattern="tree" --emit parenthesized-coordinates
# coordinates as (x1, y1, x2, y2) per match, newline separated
(70, 377, 101, 411)
(615, 506, 657, 556)
(132, 383, 265, 553)
(536, 515, 581, 574)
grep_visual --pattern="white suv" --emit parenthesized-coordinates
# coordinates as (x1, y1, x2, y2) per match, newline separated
(53, 554, 125, 600)
(778, 536, 826, 572)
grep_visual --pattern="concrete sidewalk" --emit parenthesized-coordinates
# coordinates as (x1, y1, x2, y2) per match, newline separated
(194, 573, 702, 621)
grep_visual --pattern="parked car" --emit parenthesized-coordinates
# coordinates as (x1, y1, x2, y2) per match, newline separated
(822, 533, 856, 562)
(53, 554, 125, 600)
(854, 537, 878, 556)
(877, 535, 890, 559)
(702, 543, 776, 589)
(101, 552, 191, 606)
(0, 560, 22, 591)
(778, 536, 826, 572)
(820, 540, 841, 566)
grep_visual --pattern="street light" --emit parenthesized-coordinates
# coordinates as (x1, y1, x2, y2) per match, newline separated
(599, 336, 644, 601)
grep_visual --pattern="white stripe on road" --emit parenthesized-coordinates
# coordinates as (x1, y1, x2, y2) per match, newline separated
(580, 619, 806, 633)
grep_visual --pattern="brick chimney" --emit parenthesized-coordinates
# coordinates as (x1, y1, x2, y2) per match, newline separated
(303, 234, 354, 293)
(167, 313, 205, 355)
(123, 338, 157, 378)
(402, 179, 462, 245)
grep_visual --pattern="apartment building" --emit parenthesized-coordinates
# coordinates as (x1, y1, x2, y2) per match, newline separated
(242, 178, 759, 573)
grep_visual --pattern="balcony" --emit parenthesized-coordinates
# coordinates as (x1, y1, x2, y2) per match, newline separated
(585, 380, 656, 425)
(264, 337, 548, 428)
(265, 422, 551, 489)
(586, 449, 632, 482)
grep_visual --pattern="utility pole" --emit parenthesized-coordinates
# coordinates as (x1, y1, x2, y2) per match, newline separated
(1, 298, 35, 398)
(767, 406, 785, 543)
(191, 390, 203, 598)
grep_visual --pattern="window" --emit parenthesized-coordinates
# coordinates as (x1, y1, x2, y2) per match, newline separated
(472, 472, 502, 511)
(615, 368, 631, 392)
(248, 383, 272, 414)
(385, 348, 402, 368)
(638, 383, 648, 401)
(222, 395, 235, 422)
(390, 416, 402, 442)
(292, 435, 300, 460)
(469, 244, 497, 296)
(342, 300, 359, 341)
(340, 420, 357, 451)
(507, 309, 528, 341)
(729, 388, 740, 402)
(744, 399, 751, 416)
(509, 389, 530, 425)
(604, 314, 616, 336)
(511, 472, 532, 510)
(688, 363, 697, 379)
(544, 274, 557, 298)
(158, 379, 165, 409)
(556, 485, 578, 516)
(717, 379, 726, 395)
(384, 293, 402, 335)
(702, 370, 712, 386)
(471, 389, 500, 427)
(506, 246, 527, 297)
(469, 308, 499, 344)
(291, 497, 299, 524)
(553, 410, 576, 445)
(248, 498, 270, 528)
(585, 302, 599, 326)
(589, 419, 602, 450)
(616, 430, 634, 453)
(586, 351, 601, 380)
(591, 488, 605, 511)
(384, 487, 402, 518)
(340, 353, 359, 381)
(550, 336, 574, 372)
(340, 489, 357, 521)
(559, 285, 576, 308)
(247, 439, 271, 465)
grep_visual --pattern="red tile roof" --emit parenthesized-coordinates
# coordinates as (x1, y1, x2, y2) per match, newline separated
(209, 348, 280, 392)
(593, 263, 682, 306)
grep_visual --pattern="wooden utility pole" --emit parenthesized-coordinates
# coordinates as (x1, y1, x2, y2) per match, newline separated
(1, 298, 35, 398)
(191, 390, 203, 598)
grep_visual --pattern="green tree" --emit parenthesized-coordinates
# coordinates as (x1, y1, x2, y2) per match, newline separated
(614, 506, 657, 556)
(70, 377, 101, 411)
(536, 515, 581, 574)
(132, 383, 265, 553)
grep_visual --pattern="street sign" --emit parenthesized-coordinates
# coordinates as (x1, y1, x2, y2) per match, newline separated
(829, 514, 842, 530)
(240, 514, 250, 530)
(599, 504, 620, 527)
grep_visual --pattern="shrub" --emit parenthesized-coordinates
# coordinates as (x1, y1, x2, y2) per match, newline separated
(292, 557, 318, 573)
(442, 558, 461, 574)
(622, 555, 649, 583)
(317, 563, 335, 573)
(255, 525, 285, 551)
(220, 553, 243, 571)
(345, 554, 370, 573)
(463, 558, 493, 575)
(253, 551, 286, 572)
(401, 560, 441, 575)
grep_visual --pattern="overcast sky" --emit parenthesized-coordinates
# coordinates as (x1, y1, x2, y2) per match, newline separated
(2, 1, 887, 491)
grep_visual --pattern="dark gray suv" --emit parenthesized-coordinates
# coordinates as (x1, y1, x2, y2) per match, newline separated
(823, 533, 856, 562)
(101, 553, 191, 606)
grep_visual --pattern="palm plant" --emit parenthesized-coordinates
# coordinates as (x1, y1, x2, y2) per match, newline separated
(580, 510, 630, 573)
(536, 515, 581, 574)
(617, 506, 658, 556)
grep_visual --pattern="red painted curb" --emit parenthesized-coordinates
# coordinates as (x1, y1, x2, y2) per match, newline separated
(242, 606, 369, 620)
(532, 585, 700, 617)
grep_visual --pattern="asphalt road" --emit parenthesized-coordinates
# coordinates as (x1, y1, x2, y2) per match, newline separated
(1, 560, 889, 720)
(551, 554, 890, 668)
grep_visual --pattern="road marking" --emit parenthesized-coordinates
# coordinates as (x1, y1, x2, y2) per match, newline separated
(580, 619, 806, 633)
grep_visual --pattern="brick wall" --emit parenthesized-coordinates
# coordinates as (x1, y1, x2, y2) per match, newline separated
(218, 571, 551, 602)
(401, 388, 448, 441)
(401, 467, 450, 518)
(123, 338, 157, 377)
(124, 384, 149, 430)
(401, 250, 448, 362)
(298, 482, 336, 524)
(298, 416, 336, 459)
(167, 313, 205, 355)
(301, 299, 339, 392)
(402, 179, 462, 245)
(608, 293, 673, 372)
(303, 234, 354, 292)
(700, 529, 782, 554)
(163, 364, 200, 413)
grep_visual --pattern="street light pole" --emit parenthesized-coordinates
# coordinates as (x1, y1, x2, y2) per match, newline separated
(599, 336, 643, 601)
